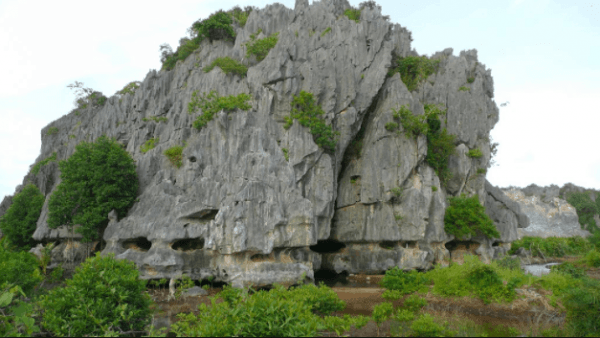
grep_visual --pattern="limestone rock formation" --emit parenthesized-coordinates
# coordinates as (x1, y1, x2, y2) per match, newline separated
(502, 184, 592, 238)
(0, 0, 528, 287)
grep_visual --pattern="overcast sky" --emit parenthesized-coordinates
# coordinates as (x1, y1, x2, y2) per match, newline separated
(1, 0, 599, 200)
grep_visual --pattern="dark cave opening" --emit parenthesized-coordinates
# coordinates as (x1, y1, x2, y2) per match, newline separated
(400, 241, 418, 249)
(444, 240, 480, 252)
(172, 238, 205, 251)
(379, 241, 398, 250)
(314, 269, 349, 287)
(122, 237, 152, 252)
(309, 239, 347, 254)
(187, 209, 219, 221)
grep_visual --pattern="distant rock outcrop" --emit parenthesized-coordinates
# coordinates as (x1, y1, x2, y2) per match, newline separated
(0, 0, 528, 287)
(502, 184, 591, 238)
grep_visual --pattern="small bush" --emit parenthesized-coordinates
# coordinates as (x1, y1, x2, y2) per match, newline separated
(30, 152, 57, 176)
(245, 30, 279, 62)
(0, 240, 43, 296)
(228, 6, 253, 27)
(508, 236, 592, 258)
(140, 137, 159, 154)
(188, 90, 252, 130)
(320, 27, 331, 37)
(583, 249, 600, 267)
(468, 148, 483, 158)
(392, 104, 427, 139)
(344, 8, 361, 23)
(171, 283, 348, 337)
(41, 253, 152, 337)
(47, 136, 138, 242)
(165, 146, 184, 168)
(551, 262, 586, 279)
(496, 256, 521, 271)
(372, 302, 393, 335)
(566, 192, 599, 231)
(426, 127, 456, 185)
(563, 277, 600, 337)
(204, 57, 248, 77)
(432, 186, 438, 192)
(389, 56, 441, 91)
(458, 86, 470, 92)
(403, 293, 428, 312)
(192, 11, 236, 43)
(46, 127, 58, 136)
(385, 122, 398, 131)
(476, 168, 487, 175)
(282, 148, 289, 161)
(444, 194, 500, 240)
(284, 91, 338, 151)
(411, 314, 453, 337)
(380, 267, 429, 295)
(467, 77, 475, 83)
(117, 81, 141, 96)
(0, 184, 45, 251)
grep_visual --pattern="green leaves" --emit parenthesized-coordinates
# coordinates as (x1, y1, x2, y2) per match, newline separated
(390, 56, 441, 91)
(245, 30, 279, 62)
(467, 148, 483, 158)
(140, 137, 159, 154)
(0, 184, 44, 251)
(444, 194, 500, 240)
(204, 57, 248, 77)
(285, 91, 339, 152)
(47, 135, 138, 243)
(344, 8, 361, 23)
(192, 11, 235, 43)
(41, 253, 152, 337)
(188, 90, 252, 130)
(165, 145, 184, 168)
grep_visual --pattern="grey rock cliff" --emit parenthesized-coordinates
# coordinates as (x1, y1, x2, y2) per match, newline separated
(0, 0, 526, 286)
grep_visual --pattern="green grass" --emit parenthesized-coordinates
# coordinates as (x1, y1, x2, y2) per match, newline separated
(30, 152, 57, 176)
(284, 91, 338, 151)
(140, 138, 159, 154)
(476, 168, 487, 175)
(458, 86, 470, 92)
(467, 77, 475, 83)
(282, 148, 289, 161)
(188, 90, 252, 130)
(320, 27, 331, 37)
(385, 122, 398, 132)
(117, 81, 141, 96)
(204, 57, 248, 77)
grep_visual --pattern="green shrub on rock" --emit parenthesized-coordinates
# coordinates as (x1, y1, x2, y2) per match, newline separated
(41, 253, 152, 337)
(389, 56, 441, 91)
(0, 184, 45, 251)
(284, 91, 339, 152)
(47, 135, 138, 243)
(188, 90, 252, 130)
(245, 29, 280, 62)
(508, 236, 592, 258)
(344, 8, 361, 23)
(204, 57, 248, 77)
(444, 194, 500, 240)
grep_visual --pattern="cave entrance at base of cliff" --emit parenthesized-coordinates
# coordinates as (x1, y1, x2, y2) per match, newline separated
(122, 237, 152, 252)
(444, 240, 480, 253)
(314, 269, 349, 287)
(172, 238, 205, 251)
(309, 239, 346, 254)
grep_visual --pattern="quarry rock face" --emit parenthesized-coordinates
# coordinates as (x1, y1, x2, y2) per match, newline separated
(502, 185, 591, 239)
(1, 0, 528, 286)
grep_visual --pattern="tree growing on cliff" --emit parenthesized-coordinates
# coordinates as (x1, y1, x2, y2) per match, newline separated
(67, 81, 107, 112)
(0, 184, 45, 251)
(47, 136, 138, 243)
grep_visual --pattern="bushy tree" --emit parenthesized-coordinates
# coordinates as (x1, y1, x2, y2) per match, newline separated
(0, 184, 45, 251)
(444, 194, 500, 240)
(47, 136, 138, 243)
(0, 239, 43, 296)
(41, 253, 152, 337)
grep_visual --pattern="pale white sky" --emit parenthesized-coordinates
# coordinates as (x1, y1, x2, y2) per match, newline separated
(1, 0, 599, 200)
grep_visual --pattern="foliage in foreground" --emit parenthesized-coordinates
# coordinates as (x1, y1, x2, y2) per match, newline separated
(0, 184, 45, 251)
(41, 253, 152, 337)
(171, 283, 368, 337)
(188, 90, 252, 130)
(0, 239, 43, 296)
(444, 194, 500, 240)
(284, 91, 339, 151)
(47, 135, 139, 242)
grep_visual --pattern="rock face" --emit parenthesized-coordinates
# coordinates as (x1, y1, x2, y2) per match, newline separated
(0, 0, 527, 287)
(502, 184, 591, 238)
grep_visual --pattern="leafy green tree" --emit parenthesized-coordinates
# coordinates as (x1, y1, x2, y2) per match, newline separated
(444, 194, 500, 240)
(0, 184, 45, 251)
(191, 11, 235, 43)
(41, 253, 152, 337)
(47, 136, 138, 243)
(0, 239, 43, 296)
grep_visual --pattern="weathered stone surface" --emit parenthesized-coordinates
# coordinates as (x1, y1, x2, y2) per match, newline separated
(1, 0, 528, 286)
(502, 186, 590, 238)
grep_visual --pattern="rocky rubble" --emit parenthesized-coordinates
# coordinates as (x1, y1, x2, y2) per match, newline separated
(1, 0, 529, 287)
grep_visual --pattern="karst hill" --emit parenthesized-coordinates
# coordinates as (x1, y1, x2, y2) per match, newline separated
(1, 0, 535, 287)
